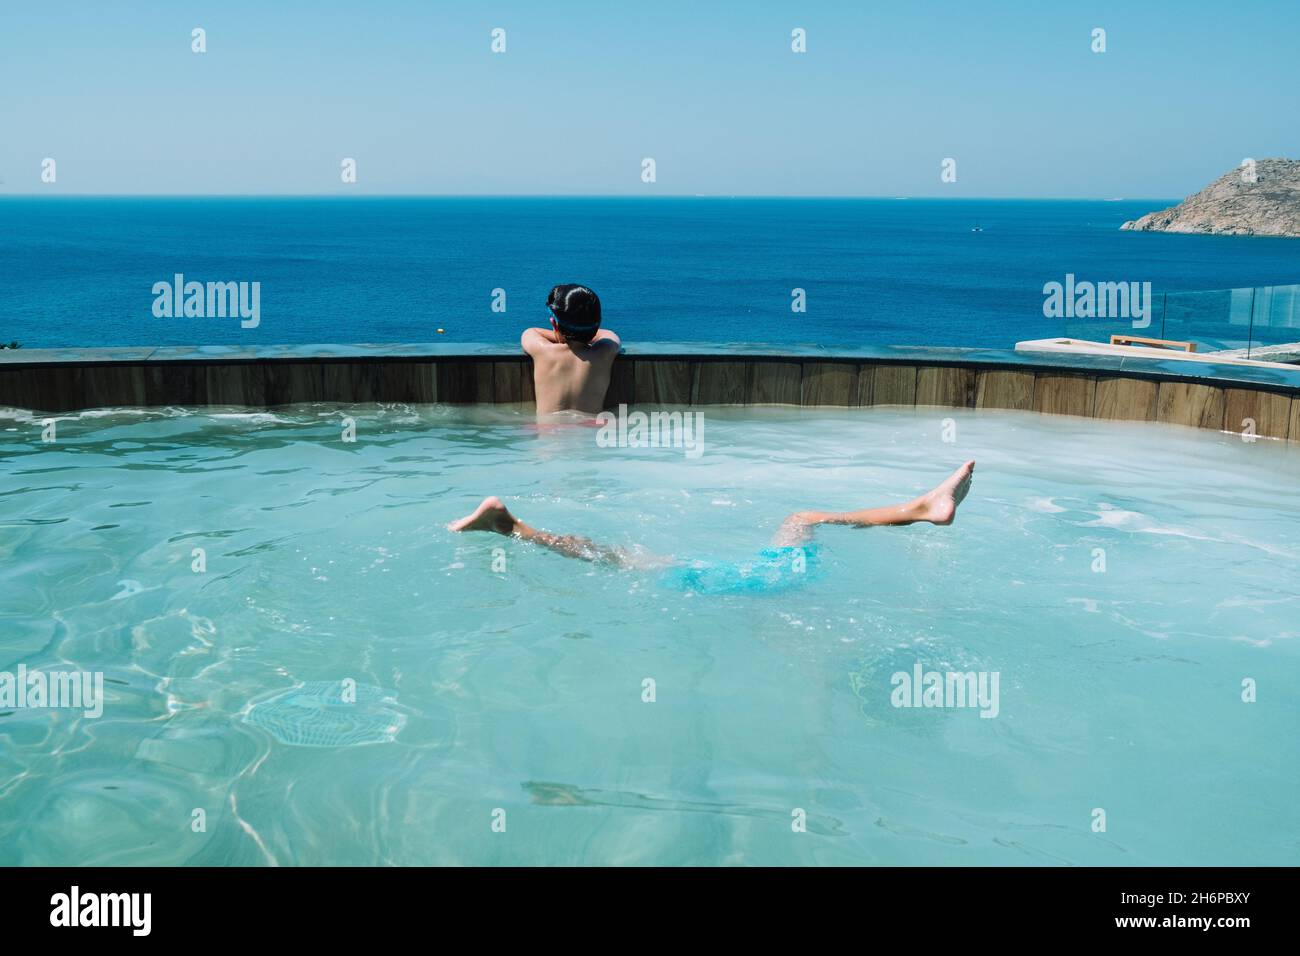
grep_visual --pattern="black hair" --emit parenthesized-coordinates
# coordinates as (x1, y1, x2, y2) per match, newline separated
(547, 284, 602, 343)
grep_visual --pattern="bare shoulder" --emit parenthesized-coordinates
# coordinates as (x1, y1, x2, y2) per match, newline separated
(588, 335, 621, 366)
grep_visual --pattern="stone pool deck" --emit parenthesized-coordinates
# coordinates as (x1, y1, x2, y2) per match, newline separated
(3, 342, 1300, 441)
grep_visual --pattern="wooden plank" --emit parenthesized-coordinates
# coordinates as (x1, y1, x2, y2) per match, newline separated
(321, 362, 388, 403)
(472, 361, 494, 403)
(493, 361, 525, 405)
(415, 362, 440, 403)
(855, 365, 876, 406)
(869, 365, 917, 406)
(75, 364, 147, 409)
(1156, 381, 1226, 430)
(145, 364, 206, 407)
(45, 367, 84, 411)
(975, 370, 1035, 410)
(634, 360, 692, 405)
(693, 361, 749, 405)
(605, 358, 635, 409)
(320, 363, 354, 403)
(1094, 376, 1158, 421)
(801, 362, 858, 406)
(916, 366, 976, 408)
(435, 361, 492, 404)
(263, 362, 325, 406)
(1109, 334, 1196, 352)
(1223, 388, 1292, 440)
(205, 363, 266, 406)
(750, 361, 802, 405)
(521, 359, 535, 405)
(0, 369, 25, 409)
(1033, 373, 1096, 417)
(7, 367, 77, 411)
(434, 362, 475, 404)
(384, 361, 437, 403)
(1291, 397, 1300, 442)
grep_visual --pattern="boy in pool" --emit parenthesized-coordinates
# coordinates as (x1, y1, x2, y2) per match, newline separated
(522, 284, 622, 416)
(448, 461, 974, 593)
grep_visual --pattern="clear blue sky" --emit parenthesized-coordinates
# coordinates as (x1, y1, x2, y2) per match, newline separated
(3, 0, 1297, 197)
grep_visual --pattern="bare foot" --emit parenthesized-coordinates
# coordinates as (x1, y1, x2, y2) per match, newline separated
(918, 460, 975, 525)
(448, 496, 518, 535)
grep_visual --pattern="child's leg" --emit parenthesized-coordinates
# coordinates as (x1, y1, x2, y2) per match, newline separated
(772, 460, 974, 546)
(449, 496, 642, 568)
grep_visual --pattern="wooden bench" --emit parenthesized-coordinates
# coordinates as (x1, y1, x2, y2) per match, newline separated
(1109, 334, 1197, 352)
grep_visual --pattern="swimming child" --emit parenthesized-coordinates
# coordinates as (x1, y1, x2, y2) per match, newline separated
(448, 461, 975, 594)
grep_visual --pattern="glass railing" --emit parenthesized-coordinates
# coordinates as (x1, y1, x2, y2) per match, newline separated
(1064, 283, 1300, 359)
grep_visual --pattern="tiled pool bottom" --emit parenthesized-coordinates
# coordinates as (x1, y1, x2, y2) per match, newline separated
(1, 404, 1297, 865)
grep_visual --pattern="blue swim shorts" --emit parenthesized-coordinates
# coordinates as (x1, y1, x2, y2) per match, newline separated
(658, 545, 820, 595)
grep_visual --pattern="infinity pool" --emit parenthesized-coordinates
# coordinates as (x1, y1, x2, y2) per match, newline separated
(1, 403, 1297, 865)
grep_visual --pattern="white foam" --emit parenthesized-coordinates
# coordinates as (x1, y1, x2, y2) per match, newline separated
(1025, 496, 1066, 514)
(209, 412, 288, 425)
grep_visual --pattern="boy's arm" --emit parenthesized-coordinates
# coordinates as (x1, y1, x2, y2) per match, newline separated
(592, 329, 621, 348)
(521, 327, 556, 355)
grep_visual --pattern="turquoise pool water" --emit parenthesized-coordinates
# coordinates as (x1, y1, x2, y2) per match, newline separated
(1, 403, 1297, 865)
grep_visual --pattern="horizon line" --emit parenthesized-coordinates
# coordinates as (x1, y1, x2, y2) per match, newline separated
(0, 193, 1174, 202)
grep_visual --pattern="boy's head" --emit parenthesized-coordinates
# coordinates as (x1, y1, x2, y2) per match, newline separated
(546, 284, 602, 343)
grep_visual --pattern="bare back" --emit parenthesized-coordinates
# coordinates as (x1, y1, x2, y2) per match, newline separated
(522, 329, 621, 415)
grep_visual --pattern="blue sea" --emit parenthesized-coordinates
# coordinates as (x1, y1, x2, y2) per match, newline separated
(2, 197, 1298, 350)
